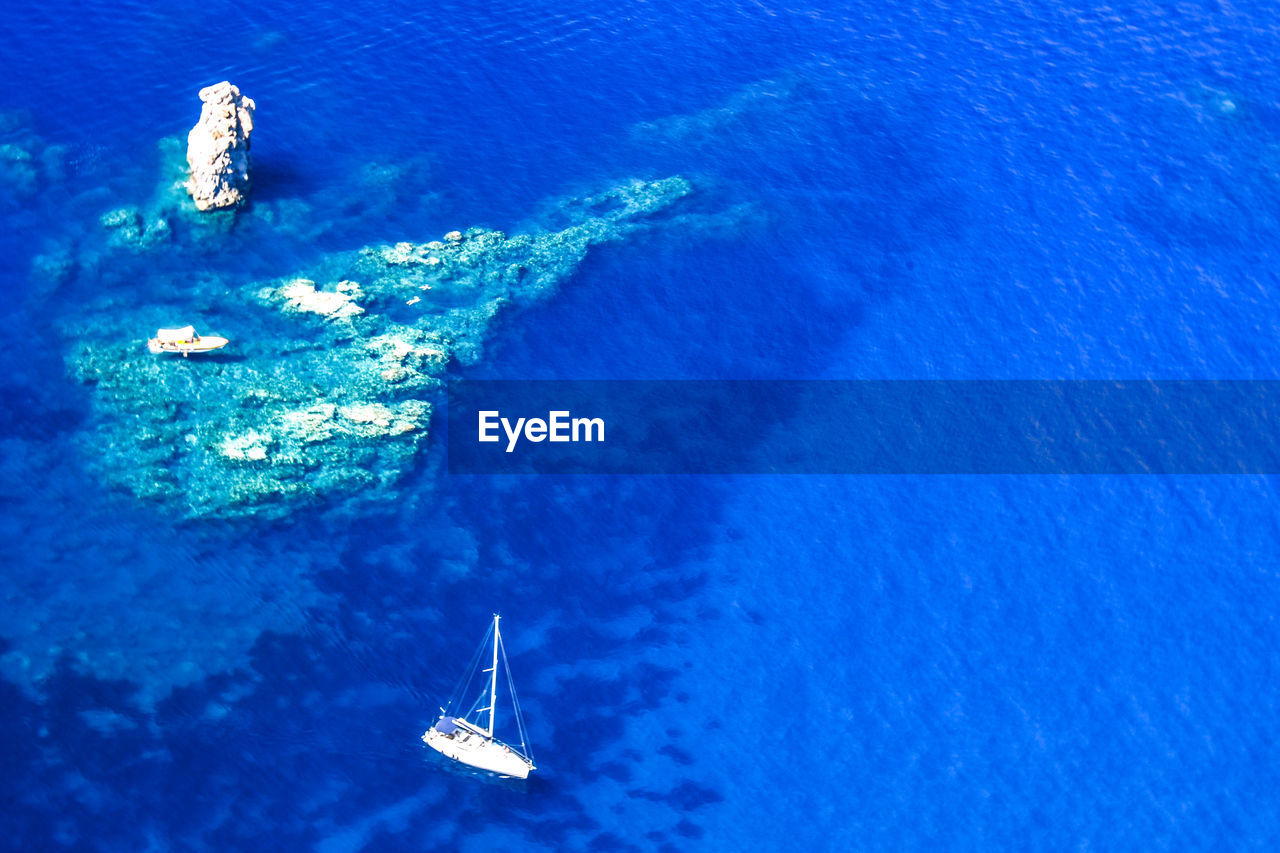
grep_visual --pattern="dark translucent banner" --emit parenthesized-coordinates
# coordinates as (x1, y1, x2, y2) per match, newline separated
(445, 381, 1280, 474)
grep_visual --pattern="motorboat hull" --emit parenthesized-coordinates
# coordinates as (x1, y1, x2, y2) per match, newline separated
(147, 335, 229, 355)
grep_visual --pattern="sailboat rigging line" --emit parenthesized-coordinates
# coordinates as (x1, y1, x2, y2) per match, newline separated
(500, 630, 534, 765)
(442, 619, 494, 719)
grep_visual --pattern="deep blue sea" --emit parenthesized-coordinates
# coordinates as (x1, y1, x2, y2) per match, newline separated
(4, 0, 1280, 849)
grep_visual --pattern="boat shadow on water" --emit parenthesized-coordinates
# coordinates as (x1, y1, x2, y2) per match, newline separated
(152, 350, 249, 364)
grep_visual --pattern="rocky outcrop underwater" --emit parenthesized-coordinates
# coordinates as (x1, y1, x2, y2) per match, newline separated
(65, 176, 705, 519)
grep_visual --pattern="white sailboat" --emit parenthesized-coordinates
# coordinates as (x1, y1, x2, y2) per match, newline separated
(422, 615, 536, 779)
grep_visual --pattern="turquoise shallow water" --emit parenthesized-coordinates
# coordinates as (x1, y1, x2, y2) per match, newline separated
(4, 0, 1280, 850)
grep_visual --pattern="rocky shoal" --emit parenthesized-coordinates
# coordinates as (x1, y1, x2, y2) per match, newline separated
(66, 177, 697, 519)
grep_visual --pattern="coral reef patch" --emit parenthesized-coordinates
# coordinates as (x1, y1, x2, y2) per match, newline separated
(0, 111, 69, 210)
(67, 177, 698, 519)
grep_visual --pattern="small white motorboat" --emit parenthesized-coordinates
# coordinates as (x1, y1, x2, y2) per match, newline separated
(147, 325, 228, 357)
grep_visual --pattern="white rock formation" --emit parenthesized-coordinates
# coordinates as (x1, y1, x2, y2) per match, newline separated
(186, 81, 255, 211)
(275, 278, 365, 319)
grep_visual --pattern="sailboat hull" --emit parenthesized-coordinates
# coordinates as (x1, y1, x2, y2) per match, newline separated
(422, 727, 534, 779)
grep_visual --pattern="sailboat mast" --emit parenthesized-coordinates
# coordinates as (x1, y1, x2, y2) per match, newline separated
(487, 614, 501, 738)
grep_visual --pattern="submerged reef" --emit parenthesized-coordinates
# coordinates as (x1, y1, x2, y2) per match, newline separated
(0, 110, 68, 211)
(68, 177, 697, 519)
(186, 82, 255, 211)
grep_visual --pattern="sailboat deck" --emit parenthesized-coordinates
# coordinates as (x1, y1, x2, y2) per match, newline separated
(423, 722, 534, 778)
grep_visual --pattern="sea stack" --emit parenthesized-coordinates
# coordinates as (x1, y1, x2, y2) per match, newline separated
(185, 81, 255, 211)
